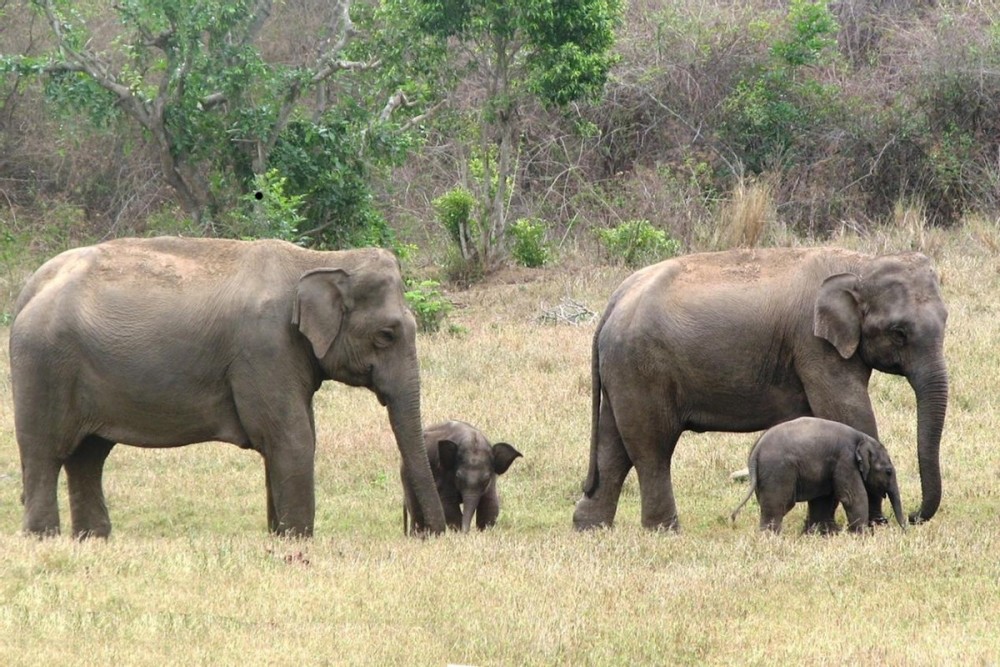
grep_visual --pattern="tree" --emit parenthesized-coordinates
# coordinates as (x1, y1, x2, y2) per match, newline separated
(413, 0, 621, 268)
(3, 0, 438, 239)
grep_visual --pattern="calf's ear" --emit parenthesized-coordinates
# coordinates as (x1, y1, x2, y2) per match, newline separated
(854, 438, 874, 481)
(492, 442, 523, 475)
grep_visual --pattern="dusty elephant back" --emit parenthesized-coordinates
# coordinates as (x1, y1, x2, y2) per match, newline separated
(12, 237, 402, 334)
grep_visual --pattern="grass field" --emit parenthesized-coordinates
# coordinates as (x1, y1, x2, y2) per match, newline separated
(1, 229, 999, 665)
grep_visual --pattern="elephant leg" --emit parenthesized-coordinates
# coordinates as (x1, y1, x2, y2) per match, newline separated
(632, 440, 681, 531)
(65, 436, 115, 539)
(867, 491, 889, 526)
(841, 492, 871, 534)
(20, 451, 63, 537)
(756, 491, 793, 534)
(803, 495, 840, 535)
(618, 397, 682, 531)
(236, 389, 316, 536)
(442, 491, 463, 531)
(264, 460, 279, 533)
(264, 443, 315, 537)
(475, 485, 500, 530)
(573, 399, 633, 529)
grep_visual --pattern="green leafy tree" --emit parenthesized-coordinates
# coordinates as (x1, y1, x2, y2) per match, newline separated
(720, 0, 841, 173)
(4, 0, 442, 242)
(413, 0, 621, 269)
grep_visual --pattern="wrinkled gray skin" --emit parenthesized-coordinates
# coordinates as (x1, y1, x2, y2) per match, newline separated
(730, 417, 906, 534)
(402, 420, 522, 534)
(10, 237, 446, 538)
(574, 248, 948, 532)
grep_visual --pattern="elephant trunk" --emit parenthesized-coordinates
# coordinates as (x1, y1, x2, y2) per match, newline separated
(887, 476, 906, 530)
(387, 374, 446, 534)
(908, 359, 949, 523)
(461, 492, 480, 533)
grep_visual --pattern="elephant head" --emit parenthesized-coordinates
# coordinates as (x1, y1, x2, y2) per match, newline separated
(293, 253, 445, 533)
(815, 252, 948, 523)
(855, 436, 906, 529)
(438, 435, 523, 532)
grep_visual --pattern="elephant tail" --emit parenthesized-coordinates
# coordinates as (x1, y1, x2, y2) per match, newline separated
(402, 504, 410, 536)
(730, 443, 761, 525)
(582, 314, 607, 498)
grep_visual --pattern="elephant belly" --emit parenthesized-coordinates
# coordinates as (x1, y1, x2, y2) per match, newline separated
(87, 385, 251, 448)
(685, 386, 811, 433)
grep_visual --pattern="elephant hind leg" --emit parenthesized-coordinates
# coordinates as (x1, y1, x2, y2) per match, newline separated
(616, 396, 683, 531)
(803, 495, 841, 535)
(573, 399, 632, 530)
(19, 451, 63, 537)
(65, 435, 115, 539)
(758, 494, 794, 534)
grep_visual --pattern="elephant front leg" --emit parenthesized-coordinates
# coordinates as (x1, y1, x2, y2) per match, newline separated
(475, 486, 500, 530)
(65, 436, 115, 539)
(265, 448, 315, 537)
(867, 491, 889, 526)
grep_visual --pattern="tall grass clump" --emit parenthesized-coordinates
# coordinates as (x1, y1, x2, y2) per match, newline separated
(711, 175, 778, 249)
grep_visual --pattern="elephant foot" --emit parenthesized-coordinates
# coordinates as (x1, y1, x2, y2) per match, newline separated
(642, 517, 680, 533)
(803, 520, 841, 536)
(572, 497, 615, 531)
(72, 524, 111, 540)
(868, 514, 889, 526)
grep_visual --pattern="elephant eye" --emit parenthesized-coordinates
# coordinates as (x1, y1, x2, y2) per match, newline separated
(374, 328, 396, 348)
(889, 325, 908, 343)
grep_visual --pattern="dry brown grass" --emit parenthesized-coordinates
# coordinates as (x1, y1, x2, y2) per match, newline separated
(1, 229, 999, 665)
(708, 174, 780, 250)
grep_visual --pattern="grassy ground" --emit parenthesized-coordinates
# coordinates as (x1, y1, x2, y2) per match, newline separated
(1, 229, 999, 665)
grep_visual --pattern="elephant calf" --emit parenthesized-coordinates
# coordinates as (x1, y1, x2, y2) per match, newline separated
(730, 417, 906, 534)
(403, 420, 522, 534)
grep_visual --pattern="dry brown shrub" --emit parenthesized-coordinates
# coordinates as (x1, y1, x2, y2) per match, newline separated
(712, 175, 778, 249)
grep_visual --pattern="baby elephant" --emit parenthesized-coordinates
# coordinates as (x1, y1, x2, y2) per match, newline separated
(730, 417, 906, 534)
(402, 420, 523, 534)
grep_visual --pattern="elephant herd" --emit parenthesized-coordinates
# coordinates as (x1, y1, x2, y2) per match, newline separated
(7, 237, 947, 538)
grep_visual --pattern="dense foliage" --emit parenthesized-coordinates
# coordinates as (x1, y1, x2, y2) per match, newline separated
(1, 0, 999, 266)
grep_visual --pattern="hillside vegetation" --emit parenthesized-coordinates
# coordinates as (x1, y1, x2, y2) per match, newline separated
(1, 2, 999, 291)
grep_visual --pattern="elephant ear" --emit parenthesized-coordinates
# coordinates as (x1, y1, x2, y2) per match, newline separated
(438, 440, 460, 470)
(492, 442, 523, 475)
(855, 437, 874, 482)
(814, 272, 863, 359)
(292, 268, 354, 359)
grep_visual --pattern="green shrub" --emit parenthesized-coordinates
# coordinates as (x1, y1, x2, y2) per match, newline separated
(509, 218, 552, 267)
(227, 169, 307, 243)
(719, 0, 842, 173)
(432, 187, 479, 260)
(596, 220, 681, 267)
(404, 279, 453, 333)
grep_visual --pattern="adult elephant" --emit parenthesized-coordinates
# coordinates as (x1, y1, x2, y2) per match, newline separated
(10, 236, 447, 538)
(573, 247, 948, 531)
